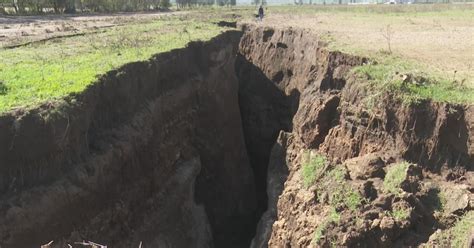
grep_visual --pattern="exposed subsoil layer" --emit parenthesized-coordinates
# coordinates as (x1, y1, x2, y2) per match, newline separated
(0, 25, 472, 248)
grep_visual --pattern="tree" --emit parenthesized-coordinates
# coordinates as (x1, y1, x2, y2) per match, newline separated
(64, 0, 76, 13)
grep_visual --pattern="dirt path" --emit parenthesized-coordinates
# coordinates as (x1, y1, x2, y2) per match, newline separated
(0, 11, 187, 48)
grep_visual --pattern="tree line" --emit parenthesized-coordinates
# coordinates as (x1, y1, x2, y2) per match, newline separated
(175, 0, 236, 8)
(0, 0, 174, 14)
(0, 0, 240, 14)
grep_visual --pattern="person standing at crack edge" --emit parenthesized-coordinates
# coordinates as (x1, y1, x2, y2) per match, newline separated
(258, 5, 264, 22)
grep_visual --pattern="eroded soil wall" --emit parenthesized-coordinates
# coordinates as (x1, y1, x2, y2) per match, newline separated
(0, 31, 257, 248)
(0, 24, 472, 248)
(237, 25, 473, 247)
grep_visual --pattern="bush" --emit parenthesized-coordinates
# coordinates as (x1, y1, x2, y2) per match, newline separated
(160, 0, 171, 8)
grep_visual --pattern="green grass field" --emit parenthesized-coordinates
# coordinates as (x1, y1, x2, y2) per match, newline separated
(353, 55, 474, 104)
(0, 17, 228, 113)
(0, 4, 472, 114)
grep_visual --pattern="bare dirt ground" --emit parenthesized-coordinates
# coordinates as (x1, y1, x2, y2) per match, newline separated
(2, 6, 472, 84)
(256, 6, 474, 85)
(0, 11, 187, 48)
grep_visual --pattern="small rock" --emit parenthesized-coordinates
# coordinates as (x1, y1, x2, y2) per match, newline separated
(379, 216, 396, 231)
(443, 185, 471, 214)
(371, 219, 380, 229)
(427, 229, 442, 243)
(320, 192, 329, 204)
(342, 231, 358, 245)
(343, 153, 385, 180)
(363, 209, 381, 220)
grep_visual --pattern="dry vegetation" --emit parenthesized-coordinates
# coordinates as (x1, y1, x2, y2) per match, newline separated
(256, 4, 474, 86)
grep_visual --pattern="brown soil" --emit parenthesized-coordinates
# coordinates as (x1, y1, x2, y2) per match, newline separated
(0, 30, 255, 248)
(0, 23, 472, 248)
(241, 25, 473, 248)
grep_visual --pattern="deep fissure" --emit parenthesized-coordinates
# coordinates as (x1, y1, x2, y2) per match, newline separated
(232, 53, 300, 246)
(0, 25, 472, 248)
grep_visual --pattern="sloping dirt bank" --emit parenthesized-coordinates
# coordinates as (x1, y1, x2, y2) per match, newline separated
(0, 24, 472, 248)
(239, 26, 474, 247)
(0, 30, 257, 247)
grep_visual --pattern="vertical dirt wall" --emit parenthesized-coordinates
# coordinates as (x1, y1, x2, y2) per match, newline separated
(0, 31, 257, 248)
(236, 25, 473, 247)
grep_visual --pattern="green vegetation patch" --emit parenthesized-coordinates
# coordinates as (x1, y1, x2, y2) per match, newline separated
(300, 151, 363, 210)
(327, 173, 363, 211)
(383, 161, 410, 195)
(301, 151, 327, 188)
(424, 186, 447, 213)
(319, 164, 364, 211)
(390, 204, 411, 221)
(0, 18, 228, 113)
(301, 151, 364, 246)
(353, 56, 474, 105)
(312, 207, 341, 245)
(432, 211, 474, 248)
(451, 211, 474, 248)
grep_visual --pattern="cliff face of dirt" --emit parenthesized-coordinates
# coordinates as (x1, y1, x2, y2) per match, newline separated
(239, 26, 474, 247)
(0, 24, 472, 248)
(0, 31, 257, 248)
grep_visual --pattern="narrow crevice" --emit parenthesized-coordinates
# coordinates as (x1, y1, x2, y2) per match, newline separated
(235, 53, 300, 244)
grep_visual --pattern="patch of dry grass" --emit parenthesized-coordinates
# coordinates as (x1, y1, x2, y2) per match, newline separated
(250, 4, 474, 86)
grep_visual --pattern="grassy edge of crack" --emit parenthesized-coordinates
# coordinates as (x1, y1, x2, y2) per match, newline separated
(351, 54, 474, 105)
(317, 26, 474, 105)
(429, 211, 474, 248)
(0, 18, 231, 114)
